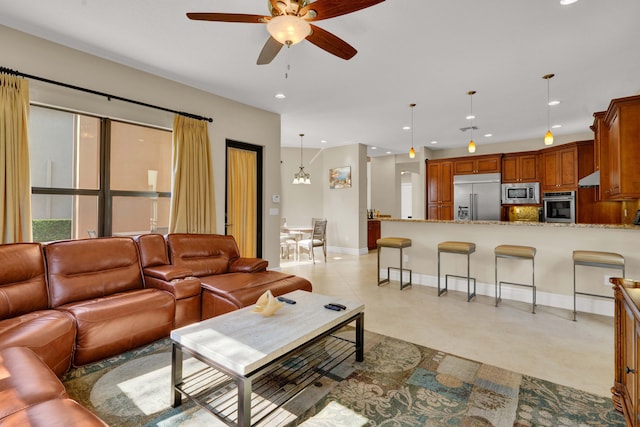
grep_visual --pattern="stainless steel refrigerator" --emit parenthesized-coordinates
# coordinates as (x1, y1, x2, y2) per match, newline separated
(453, 173, 501, 221)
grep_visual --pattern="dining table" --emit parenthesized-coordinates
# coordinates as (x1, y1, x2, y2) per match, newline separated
(280, 226, 313, 261)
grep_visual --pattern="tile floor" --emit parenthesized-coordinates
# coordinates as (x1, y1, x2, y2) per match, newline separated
(280, 250, 615, 398)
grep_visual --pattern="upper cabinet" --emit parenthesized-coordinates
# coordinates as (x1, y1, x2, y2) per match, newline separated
(540, 144, 578, 191)
(452, 154, 502, 175)
(502, 152, 539, 183)
(600, 95, 640, 200)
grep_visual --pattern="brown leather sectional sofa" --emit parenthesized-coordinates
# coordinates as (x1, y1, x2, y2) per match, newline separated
(0, 233, 312, 426)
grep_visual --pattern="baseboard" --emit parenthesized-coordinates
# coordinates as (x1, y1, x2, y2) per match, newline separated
(383, 269, 614, 317)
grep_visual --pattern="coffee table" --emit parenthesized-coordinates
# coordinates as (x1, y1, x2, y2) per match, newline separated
(170, 290, 364, 426)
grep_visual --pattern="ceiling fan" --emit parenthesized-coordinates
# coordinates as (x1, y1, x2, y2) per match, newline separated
(186, 0, 385, 65)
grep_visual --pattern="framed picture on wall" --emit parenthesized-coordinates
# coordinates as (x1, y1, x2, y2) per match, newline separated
(329, 166, 351, 189)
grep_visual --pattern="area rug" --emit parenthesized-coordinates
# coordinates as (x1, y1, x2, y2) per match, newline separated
(62, 329, 625, 426)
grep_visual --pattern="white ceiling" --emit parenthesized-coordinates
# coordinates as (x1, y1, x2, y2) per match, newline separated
(1, 0, 639, 157)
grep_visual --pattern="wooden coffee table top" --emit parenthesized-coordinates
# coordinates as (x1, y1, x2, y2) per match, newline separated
(170, 290, 364, 375)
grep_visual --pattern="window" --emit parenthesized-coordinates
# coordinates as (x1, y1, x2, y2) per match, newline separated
(29, 105, 171, 242)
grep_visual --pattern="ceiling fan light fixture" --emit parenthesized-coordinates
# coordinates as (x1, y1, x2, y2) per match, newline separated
(267, 15, 311, 45)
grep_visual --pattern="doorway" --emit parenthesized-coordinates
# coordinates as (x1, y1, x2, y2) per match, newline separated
(225, 140, 263, 258)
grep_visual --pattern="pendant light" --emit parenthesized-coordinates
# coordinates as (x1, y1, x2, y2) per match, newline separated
(543, 73, 555, 146)
(292, 133, 311, 184)
(467, 91, 477, 153)
(408, 103, 416, 158)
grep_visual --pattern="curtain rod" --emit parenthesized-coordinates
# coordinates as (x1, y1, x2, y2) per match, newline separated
(0, 66, 213, 123)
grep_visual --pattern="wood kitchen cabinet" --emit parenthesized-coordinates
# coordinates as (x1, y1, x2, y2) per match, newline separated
(452, 154, 502, 175)
(601, 95, 640, 200)
(426, 160, 453, 220)
(540, 144, 578, 191)
(611, 278, 640, 426)
(501, 151, 539, 183)
(367, 220, 381, 250)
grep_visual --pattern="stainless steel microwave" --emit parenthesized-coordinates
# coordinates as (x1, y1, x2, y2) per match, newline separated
(501, 182, 540, 204)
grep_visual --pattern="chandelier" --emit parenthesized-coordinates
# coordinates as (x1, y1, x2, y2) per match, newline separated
(292, 133, 310, 184)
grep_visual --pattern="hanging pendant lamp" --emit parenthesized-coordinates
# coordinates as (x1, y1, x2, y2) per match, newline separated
(292, 133, 310, 184)
(543, 73, 555, 146)
(408, 103, 416, 158)
(467, 91, 477, 153)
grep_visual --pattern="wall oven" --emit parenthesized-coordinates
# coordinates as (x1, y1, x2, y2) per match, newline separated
(543, 191, 576, 223)
(501, 182, 540, 204)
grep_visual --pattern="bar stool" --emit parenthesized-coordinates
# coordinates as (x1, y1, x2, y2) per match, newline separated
(495, 245, 537, 313)
(437, 241, 476, 301)
(377, 237, 412, 290)
(573, 250, 624, 321)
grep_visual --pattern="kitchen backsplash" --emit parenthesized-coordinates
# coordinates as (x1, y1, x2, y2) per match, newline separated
(505, 205, 540, 222)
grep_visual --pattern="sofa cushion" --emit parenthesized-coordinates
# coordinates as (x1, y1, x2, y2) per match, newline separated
(45, 237, 145, 308)
(0, 398, 108, 427)
(135, 234, 169, 268)
(0, 243, 48, 319)
(0, 347, 68, 420)
(0, 311, 76, 377)
(167, 233, 242, 276)
(56, 289, 175, 366)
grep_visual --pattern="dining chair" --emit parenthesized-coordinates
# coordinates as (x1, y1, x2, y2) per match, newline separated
(298, 219, 327, 263)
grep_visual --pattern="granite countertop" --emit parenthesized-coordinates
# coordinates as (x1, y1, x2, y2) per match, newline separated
(377, 217, 640, 230)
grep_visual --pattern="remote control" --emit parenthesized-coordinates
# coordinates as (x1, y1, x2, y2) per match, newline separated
(277, 296, 296, 304)
(329, 303, 346, 310)
(324, 304, 342, 311)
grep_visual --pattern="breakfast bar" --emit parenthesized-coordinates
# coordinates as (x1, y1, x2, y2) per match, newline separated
(378, 218, 640, 317)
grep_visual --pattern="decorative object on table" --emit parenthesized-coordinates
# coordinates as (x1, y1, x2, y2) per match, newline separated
(329, 166, 351, 189)
(252, 290, 284, 317)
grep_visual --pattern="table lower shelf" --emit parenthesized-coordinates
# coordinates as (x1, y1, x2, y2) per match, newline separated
(175, 332, 357, 426)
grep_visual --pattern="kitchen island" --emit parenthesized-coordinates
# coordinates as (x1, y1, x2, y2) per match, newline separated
(378, 218, 640, 317)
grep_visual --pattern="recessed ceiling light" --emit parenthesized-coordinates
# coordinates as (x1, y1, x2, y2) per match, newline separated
(320, 140, 327, 144)
(552, 124, 562, 129)
(430, 140, 438, 145)
(548, 100, 560, 106)
(560, 0, 578, 5)
(484, 133, 493, 138)
(371, 146, 377, 150)
(386, 151, 392, 154)
(466, 115, 475, 120)
(402, 126, 411, 131)
(275, 93, 286, 99)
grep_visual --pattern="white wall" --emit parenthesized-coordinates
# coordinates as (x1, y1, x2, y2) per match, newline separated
(281, 143, 368, 255)
(1, 24, 283, 266)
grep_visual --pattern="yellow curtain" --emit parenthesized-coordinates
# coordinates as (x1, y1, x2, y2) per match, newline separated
(169, 115, 216, 234)
(227, 147, 256, 257)
(0, 74, 32, 243)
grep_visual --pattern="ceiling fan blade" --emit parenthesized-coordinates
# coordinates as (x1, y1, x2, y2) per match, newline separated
(257, 37, 284, 65)
(299, 0, 385, 21)
(306, 24, 357, 60)
(186, 13, 269, 24)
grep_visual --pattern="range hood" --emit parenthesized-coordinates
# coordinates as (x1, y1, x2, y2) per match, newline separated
(578, 170, 600, 187)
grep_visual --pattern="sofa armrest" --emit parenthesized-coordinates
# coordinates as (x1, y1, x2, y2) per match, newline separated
(229, 257, 269, 273)
(143, 274, 201, 299)
(143, 265, 193, 281)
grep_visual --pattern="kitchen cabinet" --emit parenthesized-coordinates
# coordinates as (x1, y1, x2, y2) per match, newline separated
(591, 111, 607, 201)
(453, 154, 502, 175)
(367, 220, 380, 250)
(501, 152, 539, 183)
(601, 95, 640, 200)
(540, 144, 578, 191)
(611, 278, 640, 426)
(427, 160, 453, 220)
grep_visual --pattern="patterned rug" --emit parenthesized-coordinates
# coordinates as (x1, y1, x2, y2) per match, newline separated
(62, 329, 625, 426)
